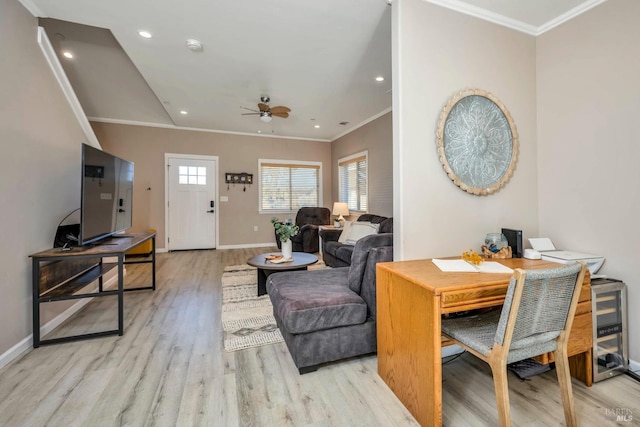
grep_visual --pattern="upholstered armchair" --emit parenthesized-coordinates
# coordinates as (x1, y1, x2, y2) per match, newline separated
(275, 207, 330, 253)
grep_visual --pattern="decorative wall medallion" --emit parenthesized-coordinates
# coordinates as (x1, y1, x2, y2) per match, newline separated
(436, 89, 518, 196)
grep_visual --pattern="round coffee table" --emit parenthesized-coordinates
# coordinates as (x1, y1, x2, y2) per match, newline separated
(247, 252, 319, 296)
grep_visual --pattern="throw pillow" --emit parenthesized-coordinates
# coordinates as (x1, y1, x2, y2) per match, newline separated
(337, 221, 353, 244)
(345, 221, 379, 245)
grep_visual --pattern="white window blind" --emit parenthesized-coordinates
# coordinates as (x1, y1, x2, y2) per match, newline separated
(259, 160, 321, 212)
(338, 151, 368, 212)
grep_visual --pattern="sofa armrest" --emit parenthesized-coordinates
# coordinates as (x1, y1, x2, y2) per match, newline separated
(319, 228, 342, 242)
(298, 223, 319, 234)
(361, 244, 394, 319)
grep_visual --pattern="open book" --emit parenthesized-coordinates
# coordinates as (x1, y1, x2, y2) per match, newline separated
(432, 258, 513, 274)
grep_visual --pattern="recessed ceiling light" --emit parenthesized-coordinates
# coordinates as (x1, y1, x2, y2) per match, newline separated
(138, 30, 152, 39)
(62, 51, 73, 59)
(375, 76, 384, 82)
(186, 39, 203, 52)
(314, 125, 320, 129)
(180, 110, 188, 115)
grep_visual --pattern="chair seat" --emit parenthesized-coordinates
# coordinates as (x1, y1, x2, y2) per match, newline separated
(442, 310, 501, 357)
(442, 309, 560, 364)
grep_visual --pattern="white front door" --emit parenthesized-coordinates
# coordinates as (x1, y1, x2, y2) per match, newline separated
(167, 154, 218, 250)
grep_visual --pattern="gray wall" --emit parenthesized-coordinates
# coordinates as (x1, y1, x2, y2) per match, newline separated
(331, 112, 393, 218)
(393, 0, 538, 261)
(0, 0, 88, 356)
(93, 122, 333, 248)
(394, 0, 638, 363)
(536, 0, 640, 362)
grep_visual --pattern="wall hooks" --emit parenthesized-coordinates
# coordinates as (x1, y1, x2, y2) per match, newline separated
(225, 172, 253, 191)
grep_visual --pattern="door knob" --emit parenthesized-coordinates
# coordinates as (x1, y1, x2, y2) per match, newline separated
(207, 210, 215, 213)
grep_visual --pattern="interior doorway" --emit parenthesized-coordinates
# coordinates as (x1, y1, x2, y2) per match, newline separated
(165, 153, 218, 250)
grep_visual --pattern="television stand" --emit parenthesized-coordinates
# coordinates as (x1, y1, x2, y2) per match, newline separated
(29, 232, 156, 347)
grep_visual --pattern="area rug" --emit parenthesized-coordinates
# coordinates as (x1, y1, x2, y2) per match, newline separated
(221, 260, 326, 352)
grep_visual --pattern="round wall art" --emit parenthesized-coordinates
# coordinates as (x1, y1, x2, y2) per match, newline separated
(436, 88, 518, 196)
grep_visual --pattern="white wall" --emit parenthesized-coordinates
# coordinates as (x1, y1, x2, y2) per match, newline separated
(394, 0, 538, 261)
(0, 0, 88, 356)
(537, 0, 640, 361)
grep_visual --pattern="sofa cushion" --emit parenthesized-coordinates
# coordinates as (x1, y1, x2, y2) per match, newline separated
(345, 222, 379, 245)
(334, 245, 355, 264)
(268, 269, 367, 334)
(337, 220, 353, 243)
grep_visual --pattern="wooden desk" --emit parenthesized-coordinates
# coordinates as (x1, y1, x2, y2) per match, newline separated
(376, 258, 592, 427)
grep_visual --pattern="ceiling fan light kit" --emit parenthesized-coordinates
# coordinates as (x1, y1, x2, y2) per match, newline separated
(260, 112, 272, 123)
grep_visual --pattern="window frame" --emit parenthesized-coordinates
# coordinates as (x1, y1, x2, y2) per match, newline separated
(258, 158, 323, 214)
(338, 150, 368, 213)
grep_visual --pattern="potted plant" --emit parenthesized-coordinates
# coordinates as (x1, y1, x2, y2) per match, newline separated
(271, 217, 299, 260)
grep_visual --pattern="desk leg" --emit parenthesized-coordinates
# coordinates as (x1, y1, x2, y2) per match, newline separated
(151, 236, 156, 291)
(377, 267, 443, 426)
(118, 254, 124, 335)
(32, 260, 40, 348)
(569, 350, 593, 387)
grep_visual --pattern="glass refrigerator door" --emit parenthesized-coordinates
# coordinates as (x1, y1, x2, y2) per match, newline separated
(594, 289, 626, 376)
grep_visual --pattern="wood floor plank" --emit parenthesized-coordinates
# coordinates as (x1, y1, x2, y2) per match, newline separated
(0, 248, 638, 426)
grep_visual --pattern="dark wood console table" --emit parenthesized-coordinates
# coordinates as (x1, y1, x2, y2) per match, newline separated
(29, 232, 156, 347)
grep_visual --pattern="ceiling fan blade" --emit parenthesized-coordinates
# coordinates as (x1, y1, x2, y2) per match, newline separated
(258, 103, 270, 112)
(270, 106, 291, 114)
(272, 112, 289, 118)
(241, 106, 259, 113)
(241, 112, 260, 115)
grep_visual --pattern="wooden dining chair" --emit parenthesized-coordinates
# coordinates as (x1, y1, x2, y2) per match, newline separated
(441, 262, 587, 427)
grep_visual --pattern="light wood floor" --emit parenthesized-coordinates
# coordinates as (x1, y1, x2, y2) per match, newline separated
(0, 248, 638, 426)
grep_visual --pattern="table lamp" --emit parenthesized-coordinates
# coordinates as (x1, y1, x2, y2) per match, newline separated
(332, 202, 349, 227)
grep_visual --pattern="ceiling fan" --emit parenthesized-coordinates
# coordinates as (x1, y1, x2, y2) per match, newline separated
(242, 96, 291, 122)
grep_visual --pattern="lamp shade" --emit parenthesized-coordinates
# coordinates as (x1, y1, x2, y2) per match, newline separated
(332, 202, 349, 219)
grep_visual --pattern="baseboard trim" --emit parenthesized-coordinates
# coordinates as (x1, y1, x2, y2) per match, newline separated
(628, 359, 640, 378)
(0, 274, 119, 370)
(217, 243, 277, 250)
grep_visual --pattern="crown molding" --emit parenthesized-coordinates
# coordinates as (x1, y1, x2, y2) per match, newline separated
(87, 117, 332, 142)
(422, 0, 608, 36)
(422, 0, 538, 35)
(535, 0, 608, 35)
(330, 107, 393, 142)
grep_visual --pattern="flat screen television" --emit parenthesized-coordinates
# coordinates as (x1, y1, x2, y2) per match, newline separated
(80, 143, 134, 245)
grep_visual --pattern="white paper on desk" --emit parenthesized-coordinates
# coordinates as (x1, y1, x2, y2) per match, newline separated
(432, 259, 513, 274)
(528, 237, 556, 251)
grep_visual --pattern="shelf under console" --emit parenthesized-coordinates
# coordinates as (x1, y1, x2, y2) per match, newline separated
(30, 232, 156, 347)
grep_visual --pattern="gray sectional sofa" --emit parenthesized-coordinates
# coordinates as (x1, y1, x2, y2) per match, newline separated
(319, 214, 393, 268)
(266, 233, 393, 374)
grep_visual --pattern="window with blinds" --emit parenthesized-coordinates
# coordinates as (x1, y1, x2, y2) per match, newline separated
(338, 151, 368, 212)
(259, 160, 322, 213)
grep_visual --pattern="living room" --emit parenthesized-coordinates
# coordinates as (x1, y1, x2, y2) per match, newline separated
(2, 0, 639, 425)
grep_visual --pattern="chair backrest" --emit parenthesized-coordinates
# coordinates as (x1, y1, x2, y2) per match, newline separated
(495, 262, 586, 358)
(295, 207, 330, 226)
